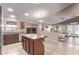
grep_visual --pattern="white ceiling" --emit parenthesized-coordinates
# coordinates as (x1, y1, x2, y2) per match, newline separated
(1, 3, 73, 24)
(44, 16, 78, 25)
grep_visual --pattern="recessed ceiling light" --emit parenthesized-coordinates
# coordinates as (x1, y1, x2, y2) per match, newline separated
(9, 15, 16, 18)
(24, 13, 29, 16)
(7, 8, 13, 12)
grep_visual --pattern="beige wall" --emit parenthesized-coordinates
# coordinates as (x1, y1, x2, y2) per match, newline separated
(54, 4, 79, 16)
(0, 6, 2, 48)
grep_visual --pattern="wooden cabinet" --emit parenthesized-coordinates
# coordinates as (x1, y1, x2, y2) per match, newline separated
(0, 46, 1, 55)
(3, 34, 19, 45)
(20, 22, 25, 29)
(22, 36, 30, 53)
(22, 36, 44, 55)
(29, 38, 44, 55)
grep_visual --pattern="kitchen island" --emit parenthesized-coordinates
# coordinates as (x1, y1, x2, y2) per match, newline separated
(22, 34, 46, 55)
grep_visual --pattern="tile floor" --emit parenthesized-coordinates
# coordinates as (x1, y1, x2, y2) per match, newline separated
(2, 37, 79, 55)
(45, 37, 79, 55)
(2, 42, 28, 55)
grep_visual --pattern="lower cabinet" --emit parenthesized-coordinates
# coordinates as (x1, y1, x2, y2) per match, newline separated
(0, 46, 2, 55)
(22, 36, 30, 53)
(22, 36, 44, 55)
(3, 34, 19, 45)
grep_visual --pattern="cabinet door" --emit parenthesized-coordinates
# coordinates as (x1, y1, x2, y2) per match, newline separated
(22, 37, 30, 53)
(4, 35, 13, 45)
(22, 38, 25, 50)
(26, 38, 30, 53)
(0, 46, 2, 55)
(20, 22, 25, 29)
(34, 39, 44, 55)
(22, 37, 27, 52)
(11, 34, 19, 42)
(29, 39, 34, 55)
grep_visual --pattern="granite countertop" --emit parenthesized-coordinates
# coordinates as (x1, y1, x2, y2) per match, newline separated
(3, 32, 19, 35)
(3, 31, 26, 35)
(22, 34, 46, 40)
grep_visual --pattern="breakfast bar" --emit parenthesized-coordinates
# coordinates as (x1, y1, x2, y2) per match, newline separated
(22, 34, 46, 55)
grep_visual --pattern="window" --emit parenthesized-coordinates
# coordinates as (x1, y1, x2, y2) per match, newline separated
(67, 24, 79, 36)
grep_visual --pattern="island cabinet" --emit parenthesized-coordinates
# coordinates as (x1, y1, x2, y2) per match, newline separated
(22, 36, 30, 53)
(22, 34, 45, 55)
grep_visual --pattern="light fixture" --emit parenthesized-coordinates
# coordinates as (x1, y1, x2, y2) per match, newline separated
(7, 8, 13, 12)
(34, 10, 47, 19)
(24, 13, 29, 16)
(9, 15, 16, 18)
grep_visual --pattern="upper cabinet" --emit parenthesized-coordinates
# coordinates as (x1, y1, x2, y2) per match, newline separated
(20, 21, 25, 29)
